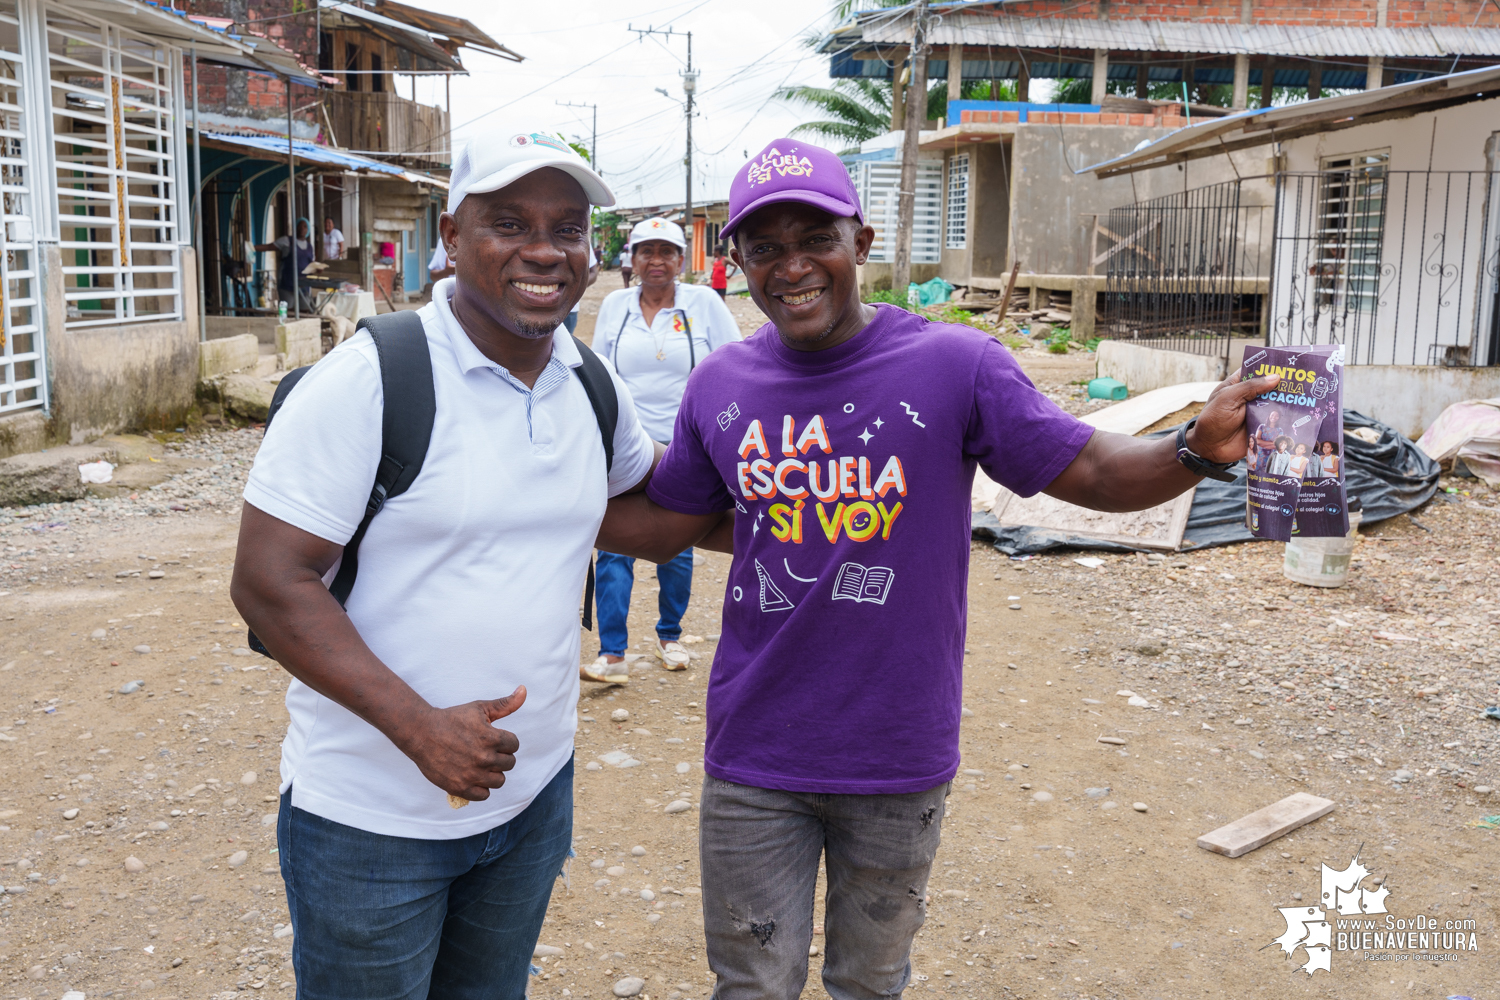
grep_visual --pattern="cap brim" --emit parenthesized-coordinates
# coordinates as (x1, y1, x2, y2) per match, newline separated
(629, 234, 686, 250)
(452, 157, 615, 212)
(719, 190, 863, 240)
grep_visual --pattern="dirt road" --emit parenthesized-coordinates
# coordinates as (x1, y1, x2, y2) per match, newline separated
(0, 314, 1494, 1000)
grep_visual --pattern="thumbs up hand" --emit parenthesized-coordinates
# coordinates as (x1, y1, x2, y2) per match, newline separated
(397, 685, 528, 806)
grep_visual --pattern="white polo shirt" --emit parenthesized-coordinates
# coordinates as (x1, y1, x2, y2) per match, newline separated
(244, 278, 654, 839)
(592, 282, 741, 442)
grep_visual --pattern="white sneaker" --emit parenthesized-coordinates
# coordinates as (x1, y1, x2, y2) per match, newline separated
(580, 655, 629, 685)
(654, 638, 690, 671)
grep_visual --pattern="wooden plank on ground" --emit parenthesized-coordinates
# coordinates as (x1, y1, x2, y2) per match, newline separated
(1196, 792, 1336, 858)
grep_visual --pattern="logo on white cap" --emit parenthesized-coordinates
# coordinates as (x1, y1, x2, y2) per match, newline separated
(508, 131, 573, 153)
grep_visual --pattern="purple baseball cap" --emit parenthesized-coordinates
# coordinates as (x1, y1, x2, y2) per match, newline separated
(719, 139, 863, 240)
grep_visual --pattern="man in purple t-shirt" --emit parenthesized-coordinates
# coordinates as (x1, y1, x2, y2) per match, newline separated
(598, 139, 1275, 1000)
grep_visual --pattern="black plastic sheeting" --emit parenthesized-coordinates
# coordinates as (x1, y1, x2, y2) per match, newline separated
(972, 410, 1440, 556)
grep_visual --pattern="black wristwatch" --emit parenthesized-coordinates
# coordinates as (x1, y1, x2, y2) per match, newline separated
(1176, 418, 1238, 482)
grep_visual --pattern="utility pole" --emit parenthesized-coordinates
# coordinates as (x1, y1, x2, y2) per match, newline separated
(631, 25, 696, 272)
(556, 100, 599, 171)
(892, 0, 929, 300)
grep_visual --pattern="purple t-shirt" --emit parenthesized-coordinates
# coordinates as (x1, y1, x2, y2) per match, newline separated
(647, 305, 1094, 794)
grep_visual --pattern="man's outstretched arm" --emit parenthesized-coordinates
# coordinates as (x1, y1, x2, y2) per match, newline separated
(1044, 372, 1278, 512)
(597, 493, 732, 564)
(230, 504, 525, 802)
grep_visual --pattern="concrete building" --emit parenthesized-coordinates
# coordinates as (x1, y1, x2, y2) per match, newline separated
(1086, 66, 1500, 437)
(0, 0, 327, 449)
(819, 1, 1500, 335)
(184, 0, 517, 312)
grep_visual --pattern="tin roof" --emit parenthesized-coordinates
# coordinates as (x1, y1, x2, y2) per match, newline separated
(835, 12, 1500, 59)
(1084, 63, 1500, 177)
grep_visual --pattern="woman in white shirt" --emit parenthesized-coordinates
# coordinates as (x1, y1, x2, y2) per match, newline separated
(584, 217, 741, 684)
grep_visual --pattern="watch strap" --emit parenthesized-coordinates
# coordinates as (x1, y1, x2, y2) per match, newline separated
(1176, 418, 1239, 482)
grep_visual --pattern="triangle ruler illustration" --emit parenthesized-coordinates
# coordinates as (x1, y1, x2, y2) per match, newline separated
(754, 558, 795, 612)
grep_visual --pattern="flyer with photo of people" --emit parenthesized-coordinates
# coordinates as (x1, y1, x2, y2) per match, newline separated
(1242, 344, 1349, 541)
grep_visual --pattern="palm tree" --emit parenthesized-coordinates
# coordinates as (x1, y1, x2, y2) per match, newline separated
(775, 78, 1016, 154)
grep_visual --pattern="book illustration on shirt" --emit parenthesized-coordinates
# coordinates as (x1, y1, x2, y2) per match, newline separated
(754, 558, 795, 612)
(831, 562, 895, 606)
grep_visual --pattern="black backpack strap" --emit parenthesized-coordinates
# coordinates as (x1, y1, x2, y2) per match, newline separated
(326, 310, 436, 607)
(247, 311, 434, 658)
(263, 366, 313, 431)
(572, 335, 619, 631)
(573, 335, 618, 474)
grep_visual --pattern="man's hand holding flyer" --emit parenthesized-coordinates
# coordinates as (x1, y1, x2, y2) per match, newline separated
(1242, 345, 1349, 541)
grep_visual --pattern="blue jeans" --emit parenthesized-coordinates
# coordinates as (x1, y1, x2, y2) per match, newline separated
(595, 547, 693, 657)
(278, 758, 573, 1000)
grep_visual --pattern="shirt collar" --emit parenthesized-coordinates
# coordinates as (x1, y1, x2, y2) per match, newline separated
(433, 277, 582, 375)
(623, 283, 680, 318)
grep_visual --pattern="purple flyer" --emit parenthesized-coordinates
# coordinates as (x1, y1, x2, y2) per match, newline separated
(1241, 344, 1348, 541)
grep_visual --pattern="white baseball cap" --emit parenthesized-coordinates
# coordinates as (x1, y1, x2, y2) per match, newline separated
(447, 124, 614, 214)
(628, 217, 686, 251)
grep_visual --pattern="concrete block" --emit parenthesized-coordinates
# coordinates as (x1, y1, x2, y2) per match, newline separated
(220, 375, 276, 422)
(0, 443, 118, 507)
(1343, 365, 1500, 440)
(199, 334, 260, 378)
(276, 319, 322, 370)
(1097, 340, 1227, 393)
(0, 411, 48, 459)
(206, 315, 279, 344)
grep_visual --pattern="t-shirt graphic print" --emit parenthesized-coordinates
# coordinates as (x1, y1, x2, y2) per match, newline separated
(647, 305, 1094, 794)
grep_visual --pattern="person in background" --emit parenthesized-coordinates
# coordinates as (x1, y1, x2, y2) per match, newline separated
(564, 247, 599, 334)
(709, 245, 736, 300)
(322, 218, 345, 261)
(254, 217, 315, 313)
(619, 243, 633, 287)
(583, 217, 740, 685)
(428, 242, 456, 283)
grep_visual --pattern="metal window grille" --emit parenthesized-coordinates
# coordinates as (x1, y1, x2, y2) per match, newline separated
(1095, 180, 1272, 360)
(847, 158, 942, 264)
(1269, 169, 1500, 366)
(0, 0, 46, 413)
(945, 153, 968, 250)
(47, 3, 181, 330)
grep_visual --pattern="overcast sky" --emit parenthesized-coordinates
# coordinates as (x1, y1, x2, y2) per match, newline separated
(395, 0, 853, 211)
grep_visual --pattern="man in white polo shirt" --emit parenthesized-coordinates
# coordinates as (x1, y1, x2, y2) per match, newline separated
(231, 125, 682, 999)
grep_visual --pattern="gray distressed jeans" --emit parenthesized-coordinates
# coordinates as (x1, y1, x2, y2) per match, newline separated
(699, 775, 949, 1000)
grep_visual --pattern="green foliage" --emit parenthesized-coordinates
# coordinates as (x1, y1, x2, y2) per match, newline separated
(1046, 327, 1073, 354)
(569, 141, 592, 164)
(864, 289, 914, 312)
(1002, 334, 1028, 352)
(931, 305, 987, 329)
(592, 210, 625, 263)
(1085, 336, 1104, 352)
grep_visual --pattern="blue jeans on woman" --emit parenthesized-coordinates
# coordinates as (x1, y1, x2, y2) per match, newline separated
(277, 757, 573, 1000)
(595, 547, 693, 657)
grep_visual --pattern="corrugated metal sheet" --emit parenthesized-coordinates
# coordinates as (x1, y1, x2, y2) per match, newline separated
(1083, 63, 1500, 176)
(862, 15, 1500, 58)
(201, 132, 408, 176)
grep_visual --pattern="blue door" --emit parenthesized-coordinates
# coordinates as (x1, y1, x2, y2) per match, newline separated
(403, 225, 421, 293)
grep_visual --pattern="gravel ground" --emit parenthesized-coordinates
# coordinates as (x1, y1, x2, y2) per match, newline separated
(0, 348, 1495, 999)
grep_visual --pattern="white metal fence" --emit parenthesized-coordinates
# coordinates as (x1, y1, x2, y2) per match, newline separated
(848, 158, 942, 265)
(46, 1, 183, 330)
(0, 0, 47, 414)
